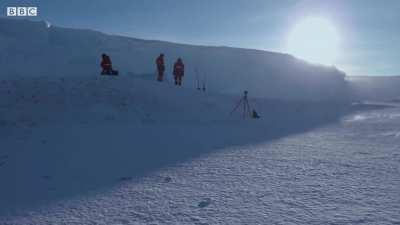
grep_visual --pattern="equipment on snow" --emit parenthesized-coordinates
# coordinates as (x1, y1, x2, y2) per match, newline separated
(202, 74, 206, 92)
(252, 110, 260, 119)
(101, 70, 119, 76)
(195, 68, 201, 90)
(195, 68, 206, 92)
(230, 90, 258, 119)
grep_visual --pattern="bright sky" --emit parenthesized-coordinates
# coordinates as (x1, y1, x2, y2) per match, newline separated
(1, 0, 399, 75)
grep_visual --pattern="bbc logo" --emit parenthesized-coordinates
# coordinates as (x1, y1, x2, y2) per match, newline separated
(7, 7, 38, 16)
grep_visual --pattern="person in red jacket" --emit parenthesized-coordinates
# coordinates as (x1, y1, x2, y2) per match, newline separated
(155, 53, 165, 81)
(173, 58, 184, 86)
(100, 53, 113, 75)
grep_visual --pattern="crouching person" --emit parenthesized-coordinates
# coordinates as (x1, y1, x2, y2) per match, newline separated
(100, 54, 118, 75)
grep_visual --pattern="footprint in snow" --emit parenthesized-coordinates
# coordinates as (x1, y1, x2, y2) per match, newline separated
(118, 176, 132, 182)
(163, 176, 172, 183)
(198, 198, 212, 208)
(41, 175, 52, 180)
(0, 155, 9, 167)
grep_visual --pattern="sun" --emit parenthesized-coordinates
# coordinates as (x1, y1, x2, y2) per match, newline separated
(286, 17, 341, 66)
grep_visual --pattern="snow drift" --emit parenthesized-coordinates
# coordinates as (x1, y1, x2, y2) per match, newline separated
(0, 74, 356, 215)
(0, 75, 396, 224)
(0, 18, 348, 101)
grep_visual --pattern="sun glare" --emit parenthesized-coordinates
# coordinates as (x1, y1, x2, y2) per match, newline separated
(286, 17, 341, 66)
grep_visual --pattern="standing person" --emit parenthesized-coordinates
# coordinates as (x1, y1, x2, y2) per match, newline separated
(173, 58, 184, 86)
(155, 53, 165, 81)
(100, 53, 113, 75)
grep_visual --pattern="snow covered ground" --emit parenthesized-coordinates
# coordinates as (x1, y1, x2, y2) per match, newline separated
(1, 75, 399, 224)
(1, 17, 400, 225)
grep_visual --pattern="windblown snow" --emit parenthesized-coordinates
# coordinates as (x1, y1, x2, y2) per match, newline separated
(1, 18, 400, 225)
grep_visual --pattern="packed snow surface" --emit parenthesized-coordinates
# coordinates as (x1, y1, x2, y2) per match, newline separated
(0, 75, 399, 224)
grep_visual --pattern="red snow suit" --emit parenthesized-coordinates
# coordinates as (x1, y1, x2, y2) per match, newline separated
(101, 54, 112, 74)
(173, 58, 184, 86)
(156, 54, 165, 81)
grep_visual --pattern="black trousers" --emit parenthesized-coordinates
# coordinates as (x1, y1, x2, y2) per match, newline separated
(174, 75, 183, 85)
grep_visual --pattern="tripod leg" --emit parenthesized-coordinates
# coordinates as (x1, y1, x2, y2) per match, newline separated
(230, 98, 243, 115)
(245, 100, 251, 117)
(243, 100, 246, 118)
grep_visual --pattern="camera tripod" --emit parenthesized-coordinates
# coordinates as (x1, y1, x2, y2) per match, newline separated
(230, 90, 252, 118)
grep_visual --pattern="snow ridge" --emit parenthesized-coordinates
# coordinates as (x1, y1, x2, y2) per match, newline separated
(0, 18, 347, 101)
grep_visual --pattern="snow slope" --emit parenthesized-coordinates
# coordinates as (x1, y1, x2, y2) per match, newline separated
(0, 18, 347, 101)
(0, 74, 353, 215)
(0, 74, 399, 224)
